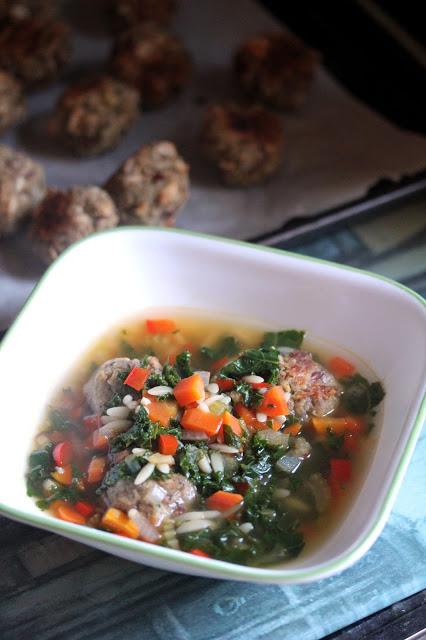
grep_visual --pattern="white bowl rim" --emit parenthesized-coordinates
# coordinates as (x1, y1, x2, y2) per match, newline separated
(0, 226, 425, 584)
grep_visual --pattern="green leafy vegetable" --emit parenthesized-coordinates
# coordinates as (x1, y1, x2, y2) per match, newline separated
(261, 330, 305, 350)
(341, 374, 385, 414)
(26, 444, 53, 496)
(234, 381, 263, 408)
(162, 363, 181, 387)
(111, 407, 181, 451)
(175, 350, 193, 378)
(219, 347, 280, 384)
(177, 444, 234, 496)
(48, 409, 75, 432)
(200, 336, 240, 361)
(104, 393, 124, 411)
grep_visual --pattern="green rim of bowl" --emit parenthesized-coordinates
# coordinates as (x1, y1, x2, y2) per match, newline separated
(0, 227, 425, 583)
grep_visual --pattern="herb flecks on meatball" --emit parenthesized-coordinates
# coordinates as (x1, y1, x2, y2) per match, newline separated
(31, 186, 119, 263)
(0, 145, 46, 237)
(48, 75, 139, 156)
(108, 0, 176, 31)
(0, 16, 71, 88)
(105, 141, 189, 226)
(234, 32, 318, 111)
(0, 71, 26, 134)
(110, 24, 191, 108)
(200, 102, 284, 186)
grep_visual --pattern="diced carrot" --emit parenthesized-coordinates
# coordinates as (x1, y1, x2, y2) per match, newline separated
(216, 377, 234, 392)
(51, 464, 73, 486)
(223, 411, 243, 437)
(327, 356, 356, 379)
(83, 414, 102, 431)
(311, 416, 365, 436)
(211, 356, 229, 371)
(146, 319, 177, 334)
(173, 373, 205, 406)
(147, 399, 178, 427)
(269, 419, 283, 432)
(259, 385, 289, 417)
(284, 423, 302, 436)
(87, 456, 106, 484)
(206, 491, 244, 512)
(190, 549, 211, 558)
(53, 441, 73, 466)
(124, 367, 150, 391)
(234, 403, 256, 428)
(181, 408, 223, 437)
(217, 411, 243, 443)
(92, 429, 109, 451)
(75, 501, 95, 517)
(101, 507, 139, 539)
(158, 434, 179, 455)
(54, 501, 86, 525)
(330, 458, 352, 483)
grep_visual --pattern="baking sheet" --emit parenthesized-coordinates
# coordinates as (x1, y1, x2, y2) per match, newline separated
(1, 0, 426, 329)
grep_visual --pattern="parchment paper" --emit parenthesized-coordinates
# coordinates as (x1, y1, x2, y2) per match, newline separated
(1, 0, 426, 329)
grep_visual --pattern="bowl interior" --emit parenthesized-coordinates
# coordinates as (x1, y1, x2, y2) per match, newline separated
(0, 228, 424, 580)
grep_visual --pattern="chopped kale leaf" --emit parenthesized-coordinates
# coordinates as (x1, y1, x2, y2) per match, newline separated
(261, 330, 305, 350)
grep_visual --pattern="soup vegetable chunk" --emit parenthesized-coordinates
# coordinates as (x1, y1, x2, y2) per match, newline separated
(26, 318, 385, 566)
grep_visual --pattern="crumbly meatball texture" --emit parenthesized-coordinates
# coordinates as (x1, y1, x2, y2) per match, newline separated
(110, 24, 191, 108)
(109, 0, 176, 30)
(48, 75, 139, 156)
(200, 103, 284, 186)
(234, 32, 318, 111)
(105, 475, 197, 528)
(105, 141, 189, 226)
(0, 71, 26, 134)
(279, 350, 341, 418)
(31, 186, 119, 263)
(84, 355, 162, 413)
(0, 17, 71, 87)
(0, 145, 46, 237)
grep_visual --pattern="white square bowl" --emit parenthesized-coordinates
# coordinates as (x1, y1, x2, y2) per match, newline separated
(0, 228, 424, 584)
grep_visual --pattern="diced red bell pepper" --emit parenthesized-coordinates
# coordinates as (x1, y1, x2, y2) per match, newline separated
(216, 378, 234, 392)
(330, 458, 352, 483)
(83, 414, 102, 431)
(53, 441, 73, 466)
(190, 549, 211, 558)
(75, 501, 95, 517)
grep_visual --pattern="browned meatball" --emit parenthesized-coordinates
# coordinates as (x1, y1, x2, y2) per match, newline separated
(234, 32, 318, 111)
(0, 0, 54, 23)
(110, 24, 191, 108)
(109, 0, 176, 31)
(0, 17, 71, 88)
(0, 71, 26, 134)
(84, 355, 161, 413)
(105, 141, 189, 226)
(31, 186, 119, 263)
(48, 75, 139, 156)
(279, 350, 341, 419)
(0, 145, 46, 237)
(200, 102, 284, 186)
(105, 475, 197, 527)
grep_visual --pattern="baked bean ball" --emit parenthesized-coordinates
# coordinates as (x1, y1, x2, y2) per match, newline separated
(110, 24, 191, 108)
(234, 32, 318, 111)
(0, 144, 46, 236)
(200, 103, 284, 186)
(0, 70, 26, 134)
(31, 186, 119, 263)
(105, 140, 189, 226)
(0, 0, 54, 23)
(109, 0, 176, 31)
(48, 75, 139, 156)
(0, 17, 71, 88)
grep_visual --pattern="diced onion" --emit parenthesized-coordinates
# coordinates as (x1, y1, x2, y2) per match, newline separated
(128, 508, 160, 542)
(176, 520, 214, 535)
(194, 371, 211, 387)
(276, 455, 301, 474)
(181, 430, 209, 441)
